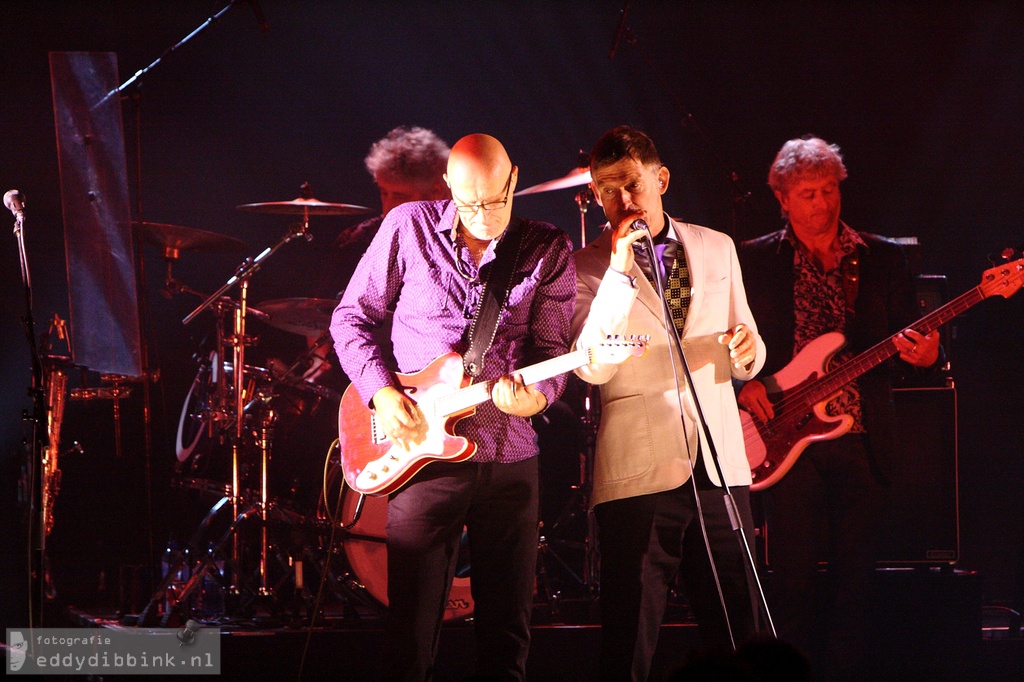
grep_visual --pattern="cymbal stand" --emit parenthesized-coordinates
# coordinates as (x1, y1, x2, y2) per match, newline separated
(575, 183, 601, 595)
(182, 221, 313, 609)
(255, 403, 276, 598)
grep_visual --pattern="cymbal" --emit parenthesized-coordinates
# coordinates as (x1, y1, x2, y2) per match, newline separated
(252, 297, 338, 336)
(514, 167, 592, 196)
(133, 221, 247, 258)
(236, 197, 373, 216)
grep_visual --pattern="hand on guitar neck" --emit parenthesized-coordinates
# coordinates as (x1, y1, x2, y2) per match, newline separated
(490, 374, 548, 417)
(892, 328, 941, 367)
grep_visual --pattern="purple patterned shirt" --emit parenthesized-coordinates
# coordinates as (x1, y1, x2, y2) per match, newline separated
(330, 200, 576, 463)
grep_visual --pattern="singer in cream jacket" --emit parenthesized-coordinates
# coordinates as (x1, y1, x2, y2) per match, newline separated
(572, 216, 765, 507)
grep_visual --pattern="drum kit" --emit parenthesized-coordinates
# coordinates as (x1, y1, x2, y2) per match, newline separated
(140, 165, 599, 626)
(137, 188, 386, 625)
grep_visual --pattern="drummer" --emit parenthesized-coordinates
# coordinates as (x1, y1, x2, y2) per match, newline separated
(264, 126, 454, 395)
(315, 126, 451, 300)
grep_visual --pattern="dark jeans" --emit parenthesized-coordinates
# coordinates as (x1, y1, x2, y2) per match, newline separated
(595, 478, 759, 682)
(383, 457, 539, 682)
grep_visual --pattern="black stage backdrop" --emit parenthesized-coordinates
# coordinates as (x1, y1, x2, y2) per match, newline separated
(2, 1, 1023, 630)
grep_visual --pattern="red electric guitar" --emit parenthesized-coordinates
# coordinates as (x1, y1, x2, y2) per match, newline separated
(742, 254, 1024, 491)
(338, 337, 648, 495)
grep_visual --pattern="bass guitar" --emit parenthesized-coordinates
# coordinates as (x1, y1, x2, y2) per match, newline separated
(339, 337, 648, 495)
(742, 254, 1024, 491)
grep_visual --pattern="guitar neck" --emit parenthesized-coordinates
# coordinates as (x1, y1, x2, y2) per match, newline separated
(809, 284, 982, 402)
(435, 348, 593, 416)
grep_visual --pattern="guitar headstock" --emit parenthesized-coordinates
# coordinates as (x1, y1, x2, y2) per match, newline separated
(979, 251, 1024, 300)
(590, 335, 650, 365)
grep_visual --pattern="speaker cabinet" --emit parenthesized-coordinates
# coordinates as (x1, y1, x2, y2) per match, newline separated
(756, 386, 960, 567)
(878, 386, 960, 565)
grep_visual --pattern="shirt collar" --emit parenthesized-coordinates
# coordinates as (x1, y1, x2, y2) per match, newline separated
(783, 220, 867, 257)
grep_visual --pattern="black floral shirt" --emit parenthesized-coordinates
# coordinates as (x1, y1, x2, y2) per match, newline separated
(787, 223, 867, 433)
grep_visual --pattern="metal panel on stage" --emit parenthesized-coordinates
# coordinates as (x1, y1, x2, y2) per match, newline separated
(49, 51, 141, 377)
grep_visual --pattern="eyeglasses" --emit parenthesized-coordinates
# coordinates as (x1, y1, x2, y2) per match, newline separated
(452, 169, 513, 215)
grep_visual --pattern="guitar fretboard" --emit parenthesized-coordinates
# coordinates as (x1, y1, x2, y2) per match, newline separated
(801, 285, 984, 407)
(431, 348, 594, 417)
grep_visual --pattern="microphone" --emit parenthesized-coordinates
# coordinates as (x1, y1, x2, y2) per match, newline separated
(609, 0, 632, 60)
(629, 218, 650, 256)
(247, 0, 269, 32)
(4, 189, 25, 221)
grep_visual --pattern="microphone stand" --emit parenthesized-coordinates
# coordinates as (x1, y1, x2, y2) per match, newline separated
(11, 206, 49, 627)
(93, 0, 254, 111)
(97, 0, 255, 597)
(634, 228, 775, 645)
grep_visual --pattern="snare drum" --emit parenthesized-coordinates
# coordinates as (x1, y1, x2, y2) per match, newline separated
(174, 352, 273, 498)
(176, 351, 272, 463)
(320, 463, 473, 621)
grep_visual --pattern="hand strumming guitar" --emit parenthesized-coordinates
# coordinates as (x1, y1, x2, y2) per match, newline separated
(737, 380, 774, 424)
(371, 385, 428, 451)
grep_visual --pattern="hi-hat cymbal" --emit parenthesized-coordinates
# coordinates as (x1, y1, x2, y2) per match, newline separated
(514, 167, 592, 196)
(236, 197, 373, 216)
(132, 221, 247, 258)
(252, 297, 338, 336)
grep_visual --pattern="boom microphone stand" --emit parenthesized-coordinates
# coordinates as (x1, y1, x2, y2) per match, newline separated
(98, 0, 266, 597)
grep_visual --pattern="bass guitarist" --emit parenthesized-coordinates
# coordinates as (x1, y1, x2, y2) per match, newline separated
(330, 133, 575, 681)
(736, 136, 942, 680)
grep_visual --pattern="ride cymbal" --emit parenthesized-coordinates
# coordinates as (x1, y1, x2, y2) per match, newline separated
(236, 197, 373, 216)
(514, 167, 592, 196)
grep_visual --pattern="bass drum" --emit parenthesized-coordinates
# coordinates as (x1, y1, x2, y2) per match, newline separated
(320, 461, 473, 621)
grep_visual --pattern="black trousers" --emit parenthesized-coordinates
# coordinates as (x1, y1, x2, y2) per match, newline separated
(760, 434, 886, 681)
(383, 457, 539, 682)
(595, 475, 759, 682)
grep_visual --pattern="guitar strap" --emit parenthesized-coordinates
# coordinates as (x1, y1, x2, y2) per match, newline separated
(462, 218, 526, 378)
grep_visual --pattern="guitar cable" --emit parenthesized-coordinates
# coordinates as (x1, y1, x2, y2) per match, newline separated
(295, 438, 349, 682)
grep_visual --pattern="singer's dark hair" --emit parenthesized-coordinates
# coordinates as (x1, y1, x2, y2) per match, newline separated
(589, 125, 662, 173)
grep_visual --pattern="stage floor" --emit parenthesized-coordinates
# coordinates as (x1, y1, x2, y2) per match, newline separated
(56, 568, 1023, 682)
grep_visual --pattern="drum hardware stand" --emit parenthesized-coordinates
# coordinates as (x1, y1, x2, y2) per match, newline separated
(182, 220, 313, 610)
(255, 405, 277, 599)
(534, 167, 603, 602)
(70, 375, 138, 458)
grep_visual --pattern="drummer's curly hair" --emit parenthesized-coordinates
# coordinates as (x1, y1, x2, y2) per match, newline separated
(364, 126, 451, 187)
(589, 125, 662, 173)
